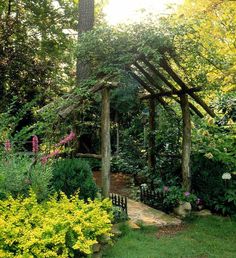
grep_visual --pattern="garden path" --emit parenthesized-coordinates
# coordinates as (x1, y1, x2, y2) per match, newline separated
(127, 199, 181, 227)
(93, 171, 182, 227)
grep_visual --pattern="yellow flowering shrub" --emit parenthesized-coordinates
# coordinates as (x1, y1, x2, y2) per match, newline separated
(0, 190, 112, 257)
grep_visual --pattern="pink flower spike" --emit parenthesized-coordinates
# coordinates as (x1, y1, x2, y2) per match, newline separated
(49, 149, 60, 157)
(41, 156, 48, 165)
(32, 135, 39, 153)
(55, 131, 76, 146)
(4, 139, 11, 152)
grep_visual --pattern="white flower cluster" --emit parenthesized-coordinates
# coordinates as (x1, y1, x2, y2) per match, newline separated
(222, 172, 232, 180)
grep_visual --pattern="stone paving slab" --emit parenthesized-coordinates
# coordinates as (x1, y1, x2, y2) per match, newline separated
(127, 199, 182, 227)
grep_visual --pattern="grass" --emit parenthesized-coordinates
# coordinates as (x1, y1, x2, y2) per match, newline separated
(103, 216, 236, 258)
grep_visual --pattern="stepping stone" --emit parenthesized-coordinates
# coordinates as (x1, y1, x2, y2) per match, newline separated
(127, 220, 141, 229)
(127, 199, 182, 227)
(193, 209, 212, 216)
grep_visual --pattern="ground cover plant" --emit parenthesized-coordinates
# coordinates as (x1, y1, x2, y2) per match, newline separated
(103, 216, 236, 258)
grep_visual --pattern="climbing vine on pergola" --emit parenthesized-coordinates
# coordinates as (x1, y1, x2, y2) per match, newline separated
(74, 24, 216, 197)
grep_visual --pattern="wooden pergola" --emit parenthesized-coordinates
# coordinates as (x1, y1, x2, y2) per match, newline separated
(93, 54, 215, 197)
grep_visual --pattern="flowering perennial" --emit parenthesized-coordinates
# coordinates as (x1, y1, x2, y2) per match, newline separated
(41, 131, 76, 164)
(184, 191, 190, 197)
(4, 140, 11, 152)
(222, 172, 232, 180)
(32, 135, 39, 153)
(41, 149, 60, 164)
(55, 131, 76, 146)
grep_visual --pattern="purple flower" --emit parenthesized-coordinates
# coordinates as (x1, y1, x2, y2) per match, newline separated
(184, 191, 190, 197)
(196, 198, 201, 205)
(163, 186, 169, 192)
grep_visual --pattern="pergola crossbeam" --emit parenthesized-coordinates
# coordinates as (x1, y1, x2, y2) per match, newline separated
(141, 87, 202, 99)
(128, 69, 177, 114)
(139, 57, 204, 118)
(160, 58, 215, 117)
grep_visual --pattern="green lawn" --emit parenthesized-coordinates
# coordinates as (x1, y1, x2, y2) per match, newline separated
(103, 216, 236, 258)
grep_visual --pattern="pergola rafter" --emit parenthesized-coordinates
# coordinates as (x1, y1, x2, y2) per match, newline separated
(132, 61, 201, 117)
(128, 68, 176, 114)
(57, 50, 216, 196)
(159, 58, 216, 117)
(139, 57, 205, 118)
(97, 52, 216, 195)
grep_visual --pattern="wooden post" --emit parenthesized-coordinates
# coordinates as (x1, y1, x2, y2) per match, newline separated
(148, 99, 156, 176)
(101, 87, 111, 198)
(180, 94, 191, 191)
(115, 111, 119, 156)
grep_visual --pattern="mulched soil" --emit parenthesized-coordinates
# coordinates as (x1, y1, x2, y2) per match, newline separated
(93, 171, 133, 197)
(156, 224, 188, 239)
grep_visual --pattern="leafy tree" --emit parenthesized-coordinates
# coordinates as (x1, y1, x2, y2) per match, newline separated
(0, 0, 76, 141)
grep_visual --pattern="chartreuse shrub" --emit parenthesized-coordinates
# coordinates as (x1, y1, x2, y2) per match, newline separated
(0, 154, 53, 201)
(52, 158, 97, 200)
(0, 190, 112, 257)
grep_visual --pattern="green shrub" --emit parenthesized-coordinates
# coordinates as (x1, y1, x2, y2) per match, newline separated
(0, 154, 53, 201)
(162, 186, 197, 211)
(0, 190, 113, 257)
(52, 158, 97, 200)
(111, 206, 129, 223)
(84, 158, 101, 171)
(191, 154, 236, 215)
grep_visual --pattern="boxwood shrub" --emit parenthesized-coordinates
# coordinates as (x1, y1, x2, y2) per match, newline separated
(52, 158, 97, 200)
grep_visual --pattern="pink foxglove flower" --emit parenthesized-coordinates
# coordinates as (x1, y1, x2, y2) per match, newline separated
(32, 135, 39, 153)
(41, 156, 48, 165)
(55, 131, 76, 146)
(41, 149, 60, 165)
(48, 149, 60, 158)
(4, 139, 11, 152)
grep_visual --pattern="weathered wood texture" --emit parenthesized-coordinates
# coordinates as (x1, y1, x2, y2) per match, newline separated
(77, 0, 94, 83)
(141, 87, 202, 99)
(78, 0, 94, 33)
(115, 111, 120, 155)
(148, 99, 156, 174)
(128, 70, 176, 114)
(101, 87, 111, 198)
(139, 58, 204, 118)
(160, 58, 215, 117)
(76, 153, 101, 159)
(180, 94, 191, 191)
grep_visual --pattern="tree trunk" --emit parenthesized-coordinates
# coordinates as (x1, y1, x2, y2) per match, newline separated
(148, 99, 156, 177)
(115, 111, 119, 156)
(101, 87, 111, 198)
(180, 94, 191, 191)
(77, 0, 94, 84)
